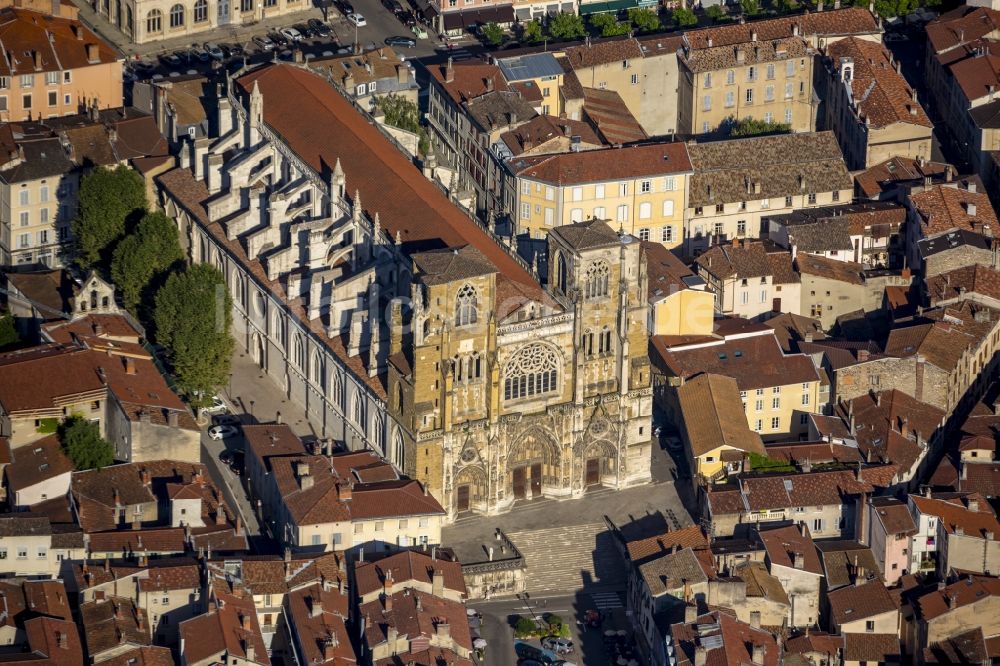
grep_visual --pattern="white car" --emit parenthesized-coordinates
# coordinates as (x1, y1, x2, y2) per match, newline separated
(347, 12, 367, 26)
(280, 27, 303, 42)
(202, 395, 228, 414)
(208, 425, 239, 440)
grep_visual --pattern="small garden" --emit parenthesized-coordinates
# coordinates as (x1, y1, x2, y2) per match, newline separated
(512, 612, 573, 639)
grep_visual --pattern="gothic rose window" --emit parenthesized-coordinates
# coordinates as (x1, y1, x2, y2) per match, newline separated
(503, 344, 559, 401)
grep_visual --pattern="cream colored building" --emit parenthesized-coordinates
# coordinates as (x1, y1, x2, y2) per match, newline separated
(644, 241, 714, 337)
(694, 241, 801, 320)
(685, 131, 853, 256)
(0, 514, 84, 579)
(678, 35, 816, 136)
(509, 143, 691, 249)
(823, 37, 933, 170)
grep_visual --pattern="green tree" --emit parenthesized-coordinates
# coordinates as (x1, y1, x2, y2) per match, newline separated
(671, 7, 698, 26)
(627, 7, 661, 32)
(59, 415, 114, 470)
(547, 12, 586, 40)
(705, 5, 725, 21)
(73, 165, 147, 269)
(111, 212, 185, 316)
(740, 0, 759, 15)
(521, 19, 543, 43)
(375, 93, 430, 155)
(728, 117, 792, 137)
(590, 12, 630, 36)
(775, 0, 797, 13)
(513, 616, 538, 638)
(0, 313, 19, 351)
(154, 263, 234, 409)
(480, 22, 504, 45)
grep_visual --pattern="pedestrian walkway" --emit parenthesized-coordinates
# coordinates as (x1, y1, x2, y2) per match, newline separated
(224, 348, 315, 437)
(588, 591, 623, 611)
(507, 523, 625, 595)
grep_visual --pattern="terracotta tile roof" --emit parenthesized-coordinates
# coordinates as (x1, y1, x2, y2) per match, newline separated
(581, 86, 648, 144)
(285, 584, 356, 666)
(910, 493, 1000, 541)
(732, 560, 789, 605)
(4, 269, 73, 320)
(784, 631, 843, 657)
(688, 132, 851, 207)
(625, 526, 710, 564)
(828, 579, 897, 625)
(871, 496, 917, 536)
(643, 241, 700, 300)
(0, 7, 119, 77)
(5, 433, 74, 494)
(681, 36, 811, 73)
(675, 374, 765, 458)
(742, 466, 894, 511)
(0, 344, 104, 413)
(669, 610, 780, 666)
(309, 45, 409, 89)
(354, 550, 466, 600)
(759, 524, 823, 575)
(949, 50, 1000, 103)
(359, 588, 473, 654)
(98, 646, 175, 666)
(763, 312, 824, 352)
(85, 529, 187, 555)
(816, 540, 882, 589)
(917, 574, 1000, 620)
(695, 240, 782, 280)
(499, 114, 604, 156)
(683, 7, 879, 50)
(135, 562, 201, 592)
(564, 37, 643, 69)
(73, 561, 145, 591)
(855, 156, 950, 199)
(706, 483, 745, 517)
(464, 90, 538, 132)
(243, 423, 307, 471)
(18, 616, 84, 666)
(970, 97, 1000, 129)
(651, 329, 818, 391)
(22, 580, 72, 621)
(924, 627, 989, 664)
(959, 461, 1000, 498)
(887, 302, 998, 372)
(926, 264, 1000, 305)
(79, 597, 150, 657)
(843, 633, 900, 662)
(926, 6, 1000, 54)
(180, 588, 268, 666)
(208, 552, 348, 596)
(808, 413, 852, 440)
(796, 253, 864, 285)
(763, 441, 862, 466)
(638, 547, 709, 596)
(374, 648, 471, 666)
(509, 141, 691, 185)
(428, 60, 508, 105)
(837, 389, 943, 469)
(910, 182, 999, 237)
(826, 38, 931, 128)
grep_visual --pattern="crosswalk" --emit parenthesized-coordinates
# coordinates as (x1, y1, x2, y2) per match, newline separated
(589, 591, 623, 610)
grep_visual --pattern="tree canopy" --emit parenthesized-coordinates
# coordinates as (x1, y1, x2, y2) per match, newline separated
(73, 165, 147, 269)
(727, 117, 792, 138)
(547, 12, 586, 40)
(671, 7, 698, 26)
(0, 313, 19, 352)
(111, 211, 185, 316)
(480, 21, 504, 45)
(590, 12, 630, 36)
(59, 415, 114, 470)
(627, 8, 661, 32)
(521, 19, 543, 43)
(153, 263, 234, 408)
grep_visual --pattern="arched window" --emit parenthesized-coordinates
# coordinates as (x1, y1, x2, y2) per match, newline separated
(391, 427, 404, 469)
(503, 344, 559, 401)
(585, 261, 609, 300)
(395, 382, 404, 411)
(556, 253, 567, 294)
(352, 393, 364, 426)
(272, 312, 286, 346)
(310, 352, 323, 388)
(125, 5, 133, 33)
(230, 270, 243, 306)
(330, 372, 343, 406)
(169, 3, 183, 27)
(146, 8, 161, 32)
(455, 284, 478, 327)
(372, 414, 384, 450)
(453, 352, 482, 383)
(194, 0, 208, 21)
(293, 334, 304, 369)
(599, 326, 613, 354)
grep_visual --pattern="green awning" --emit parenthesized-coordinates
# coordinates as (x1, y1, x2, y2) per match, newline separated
(578, 2, 610, 14)
(579, 0, 640, 12)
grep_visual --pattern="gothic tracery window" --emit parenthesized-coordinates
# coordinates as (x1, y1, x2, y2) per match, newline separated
(455, 284, 478, 327)
(503, 344, 559, 401)
(585, 261, 609, 300)
(453, 352, 482, 383)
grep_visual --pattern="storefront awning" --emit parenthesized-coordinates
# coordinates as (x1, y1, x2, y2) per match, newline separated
(578, 0, 638, 13)
(442, 4, 515, 28)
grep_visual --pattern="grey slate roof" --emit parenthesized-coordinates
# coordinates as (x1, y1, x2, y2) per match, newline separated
(638, 547, 709, 597)
(412, 245, 498, 285)
(465, 91, 537, 132)
(918, 229, 992, 258)
(970, 98, 1000, 129)
(496, 52, 564, 82)
(550, 218, 623, 251)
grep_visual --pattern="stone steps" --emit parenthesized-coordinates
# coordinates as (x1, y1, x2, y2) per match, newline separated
(507, 523, 626, 594)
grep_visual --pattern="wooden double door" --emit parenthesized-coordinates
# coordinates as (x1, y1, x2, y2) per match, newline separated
(512, 463, 543, 500)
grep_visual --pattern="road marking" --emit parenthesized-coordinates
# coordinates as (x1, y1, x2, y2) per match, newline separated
(589, 592, 623, 610)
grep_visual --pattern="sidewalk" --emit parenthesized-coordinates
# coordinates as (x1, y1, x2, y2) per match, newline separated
(223, 347, 316, 437)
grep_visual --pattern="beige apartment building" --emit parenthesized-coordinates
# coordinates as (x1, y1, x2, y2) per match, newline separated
(0, 3, 122, 122)
(678, 35, 816, 136)
(0, 513, 84, 579)
(508, 142, 691, 249)
(823, 37, 933, 169)
(685, 131, 853, 255)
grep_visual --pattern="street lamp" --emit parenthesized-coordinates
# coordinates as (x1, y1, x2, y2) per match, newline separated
(249, 400, 255, 422)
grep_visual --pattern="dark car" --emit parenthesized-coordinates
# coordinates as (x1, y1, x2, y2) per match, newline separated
(336, 0, 354, 14)
(398, 10, 417, 25)
(385, 35, 416, 48)
(161, 52, 183, 67)
(219, 449, 245, 475)
(294, 23, 315, 38)
(308, 18, 333, 36)
(269, 31, 289, 46)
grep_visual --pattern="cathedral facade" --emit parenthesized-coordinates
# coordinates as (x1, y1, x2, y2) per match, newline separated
(156, 63, 652, 522)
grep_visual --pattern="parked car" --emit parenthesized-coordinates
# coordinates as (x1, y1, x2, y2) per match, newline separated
(161, 52, 183, 67)
(208, 425, 239, 440)
(308, 18, 332, 36)
(203, 395, 228, 414)
(347, 12, 366, 26)
(213, 414, 242, 426)
(411, 24, 428, 38)
(204, 42, 225, 59)
(229, 43, 245, 57)
(541, 638, 574, 655)
(192, 47, 211, 62)
(252, 34, 275, 51)
(398, 9, 416, 25)
(294, 23, 314, 38)
(385, 35, 416, 47)
(280, 27, 303, 42)
(269, 30, 289, 46)
(219, 449, 245, 473)
(337, 0, 355, 14)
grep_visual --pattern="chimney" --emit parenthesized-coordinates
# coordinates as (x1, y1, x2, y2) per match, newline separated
(322, 634, 339, 660)
(695, 646, 707, 666)
(124, 357, 136, 375)
(968, 498, 980, 512)
(86, 43, 99, 63)
(336, 482, 352, 501)
(72, 24, 83, 39)
(684, 603, 698, 623)
(32, 50, 41, 70)
(948, 593, 957, 609)
(435, 622, 450, 639)
(311, 595, 323, 618)
(750, 611, 761, 629)
(445, 57, 454, 83)
(857, 349, 870, 362)
(56, 631, 68, 649)
(167, 410, 178, 427)
(793, 552, 804, 569)
(969, 203, 978, 216)
(485, 76, 494, 92)
(432, 569, 444, 597)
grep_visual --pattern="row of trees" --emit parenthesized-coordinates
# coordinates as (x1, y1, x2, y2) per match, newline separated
(73, 165, 233, 410)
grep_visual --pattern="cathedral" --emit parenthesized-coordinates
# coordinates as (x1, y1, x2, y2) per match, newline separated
(157, 62, 653, 521)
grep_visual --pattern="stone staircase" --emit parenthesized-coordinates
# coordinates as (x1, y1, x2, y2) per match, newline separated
(507, 523, 626, 594)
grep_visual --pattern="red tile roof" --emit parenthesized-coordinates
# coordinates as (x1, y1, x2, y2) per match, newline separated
(79, 597, 150, 657)
(0, 7, 119, 77)
(759, 523, 823, 576)
(625, 525, 710, 564)
(285, 584, 356, 666)
(926, 264, 1000, 305)
(5, 434, 74, 494)
(669, 610, 780, 666)
(926, 6, 1000, 54)
(509, 141, 691, 185)
(871, 496, 917, 536)
(828, 579, 898, 625)
(910, 493, 1000, 541)
(910, 182, 999, 237)
(427, 60, 508, 105)
(180, 588, 268, 666)
(354, 550, 466, 600)
(917, 575, 1000, 620)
